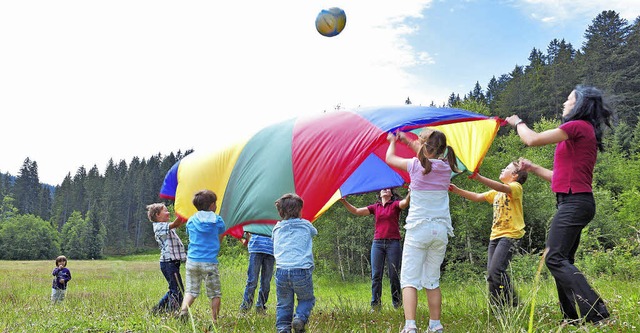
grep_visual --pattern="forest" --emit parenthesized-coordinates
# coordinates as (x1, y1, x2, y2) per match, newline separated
(0, 10, 638, 279)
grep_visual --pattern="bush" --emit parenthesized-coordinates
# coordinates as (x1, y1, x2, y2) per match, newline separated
(443, 259, 484, 282)
(579, 240, 640, 280)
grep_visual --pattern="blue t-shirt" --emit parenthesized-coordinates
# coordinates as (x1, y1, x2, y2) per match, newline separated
(52, 267, 71, 290)
(272, 218, 317, 270)
(248, 234, 274, 256)
(186, 211, 226, 263)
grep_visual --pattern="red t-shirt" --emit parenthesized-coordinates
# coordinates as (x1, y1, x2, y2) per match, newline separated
(367, 200, 402, 240)
(552, 120, 597, 194)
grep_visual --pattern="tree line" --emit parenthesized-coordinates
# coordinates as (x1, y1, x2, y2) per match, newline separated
(1, 10, 638, 278)
(0, 151, 190, 259)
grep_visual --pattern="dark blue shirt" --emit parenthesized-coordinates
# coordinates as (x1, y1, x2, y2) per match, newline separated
(52, 267, 71, 290)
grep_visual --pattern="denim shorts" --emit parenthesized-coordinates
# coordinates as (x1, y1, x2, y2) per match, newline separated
(185, 261, 222, 299)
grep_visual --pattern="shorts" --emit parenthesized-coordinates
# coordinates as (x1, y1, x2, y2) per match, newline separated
(400, 220, 449, 290)
(185, 261, 222, 299)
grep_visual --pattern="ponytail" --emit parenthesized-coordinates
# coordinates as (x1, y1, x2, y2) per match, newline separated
(444, 145, 460, 173)
(419, 145, 433, 174)
(418, 130, 460, 175)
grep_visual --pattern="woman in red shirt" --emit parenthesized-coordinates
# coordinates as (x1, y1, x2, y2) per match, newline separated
(506, 85, 612, 326)
(340, 188, 410, 310)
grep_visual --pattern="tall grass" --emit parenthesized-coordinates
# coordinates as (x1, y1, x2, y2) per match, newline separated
(0, 254, 637, 332)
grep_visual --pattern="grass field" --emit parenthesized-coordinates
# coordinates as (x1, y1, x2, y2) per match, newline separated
(1, 254, 637, 332)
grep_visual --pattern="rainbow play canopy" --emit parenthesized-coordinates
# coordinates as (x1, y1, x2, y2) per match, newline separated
(160, 106, 501, 238)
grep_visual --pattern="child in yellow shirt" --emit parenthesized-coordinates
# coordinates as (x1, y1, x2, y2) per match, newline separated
(449, 161, 527, 308)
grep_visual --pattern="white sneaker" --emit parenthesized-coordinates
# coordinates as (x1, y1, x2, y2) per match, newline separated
(400, 326, 418, 333)
(427, 324, 444, 333)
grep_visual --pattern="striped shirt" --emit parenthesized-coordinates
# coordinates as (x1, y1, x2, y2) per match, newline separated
(153, 222, 187, 262)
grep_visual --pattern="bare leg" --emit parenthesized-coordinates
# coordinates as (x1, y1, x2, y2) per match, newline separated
(180, 293, 196, 315)
(210, 297, 221, 323)
(425, 288, 441, 320)
(402, 287, 418, 320)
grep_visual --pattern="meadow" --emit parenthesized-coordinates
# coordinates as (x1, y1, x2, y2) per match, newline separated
(1, 254, 638, 333)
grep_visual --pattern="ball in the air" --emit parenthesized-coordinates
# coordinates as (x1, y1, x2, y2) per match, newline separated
(315, 7, 347, 37)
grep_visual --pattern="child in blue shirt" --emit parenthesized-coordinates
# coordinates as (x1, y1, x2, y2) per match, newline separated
(240, 232, 275, 313)
(178, 190, 226, 324)
(51, 255, 71, 303)
(273, 193, 318, 333)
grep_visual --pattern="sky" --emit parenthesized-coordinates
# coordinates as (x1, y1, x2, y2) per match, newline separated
(1, 0, 639, 186)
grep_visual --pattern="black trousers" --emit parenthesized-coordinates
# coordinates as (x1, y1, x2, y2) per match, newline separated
(545, 192, 609, 323)
(487, 237, 519, 307)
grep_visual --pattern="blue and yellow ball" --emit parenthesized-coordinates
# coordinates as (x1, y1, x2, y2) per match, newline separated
(315, 7, 347, 37)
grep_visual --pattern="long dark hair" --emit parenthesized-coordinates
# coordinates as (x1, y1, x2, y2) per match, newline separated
(418, 130, 460, 174)
(375, 188, 400, 202)
(564, 85, 613, 152)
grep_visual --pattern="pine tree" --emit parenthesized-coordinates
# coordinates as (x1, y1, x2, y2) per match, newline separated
(85, 207, 106, 259)
(13, 158, 41, 216)
(612, 16, 640, 126)
(50, 174, 73, 231)
(447, 92, 461, 107)
(579, 10, 629, 99)
(470, 81, 485, 103)
(547, 39, 578, 115)
(486, 74, 510, 113)
(36, 186, 52, 221)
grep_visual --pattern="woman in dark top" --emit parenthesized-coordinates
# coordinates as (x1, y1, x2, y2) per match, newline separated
(340, 188, 410, 310)
(506, 85, 612, 326)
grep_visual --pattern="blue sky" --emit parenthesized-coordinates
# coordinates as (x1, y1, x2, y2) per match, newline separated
(406, 0, 605, 97)
(1, 0, 639, 185)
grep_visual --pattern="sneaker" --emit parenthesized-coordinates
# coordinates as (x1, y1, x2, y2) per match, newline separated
(427, 324, 444, 333)
(400, 326, 418, 333)
(292, 317, 306, 333)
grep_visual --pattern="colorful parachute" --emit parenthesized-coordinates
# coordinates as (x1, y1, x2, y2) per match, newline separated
(160, 106, 501, 238)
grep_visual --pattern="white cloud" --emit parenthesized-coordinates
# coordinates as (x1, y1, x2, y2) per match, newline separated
(0, 0, 438, 185)
(519, 0, 640, 23)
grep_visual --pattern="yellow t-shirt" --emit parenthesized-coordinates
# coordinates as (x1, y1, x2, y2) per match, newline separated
(483, 181, 525, 240)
